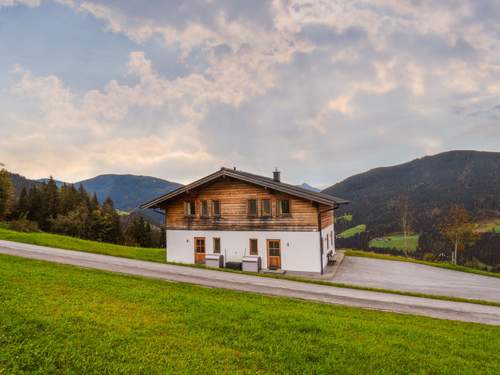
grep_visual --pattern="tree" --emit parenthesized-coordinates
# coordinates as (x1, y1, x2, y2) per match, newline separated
(101, 197, 123, 244)
(398, 194, 412, 257)
(439, 206, 477, 265)
(13, 187, 29, 219)
(44, 177, 60, 222)
(60, 184, 81, 215)
(89, 193, 99, 211)
(49, 204, 89, 238)
(0, 168, 14, 220)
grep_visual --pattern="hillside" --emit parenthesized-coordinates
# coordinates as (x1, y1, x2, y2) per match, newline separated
(8, 172, 40, 195)
(323, 150, 500, 232)
(76, 174, 182, 212)
(11, 173, 182, 224)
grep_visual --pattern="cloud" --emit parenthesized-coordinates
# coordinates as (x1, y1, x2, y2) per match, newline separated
(0, 0, 40, 7)
(1, 0, 500, 185)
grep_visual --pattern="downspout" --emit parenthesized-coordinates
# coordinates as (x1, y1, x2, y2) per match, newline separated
(318, 203, 340, 275)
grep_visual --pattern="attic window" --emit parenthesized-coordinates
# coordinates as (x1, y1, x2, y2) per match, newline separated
(185, 201, 196, 216)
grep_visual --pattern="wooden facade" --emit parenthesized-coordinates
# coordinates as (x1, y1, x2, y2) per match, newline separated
(160, 178, 329, 232)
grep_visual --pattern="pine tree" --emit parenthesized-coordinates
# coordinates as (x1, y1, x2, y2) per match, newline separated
(0, 168, 14, 220)
(78, 184, 90, 208)
(60, 184, 81, 215)
(45, 177, 60, 222)
(101, 197, 123, 244)
(89, 193, 99, 211)
(27, 186, 44, 226)
(159, 227, 166, 248)
(14, 187, 29, 219)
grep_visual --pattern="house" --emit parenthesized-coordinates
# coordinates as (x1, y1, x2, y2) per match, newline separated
(141, 167, 348, 274)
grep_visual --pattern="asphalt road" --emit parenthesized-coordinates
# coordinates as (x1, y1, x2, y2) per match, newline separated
(1, 239, 500, 326)
(334, 256, 500, 302)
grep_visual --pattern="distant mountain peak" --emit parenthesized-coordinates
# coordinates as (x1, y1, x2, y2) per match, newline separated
(299, 183, 320, 192)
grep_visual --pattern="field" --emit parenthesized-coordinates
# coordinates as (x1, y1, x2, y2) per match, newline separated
(1, 255, 500, 374)
(0, 227, 165, 263)
(475, 219, 500, 233)
(369, 234, 419, 252)
(338, 224, 366, 238)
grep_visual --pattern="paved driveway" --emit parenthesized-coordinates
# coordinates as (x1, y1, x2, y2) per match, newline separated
(1, 239, 500, 325)
(334, 256, 500, 302)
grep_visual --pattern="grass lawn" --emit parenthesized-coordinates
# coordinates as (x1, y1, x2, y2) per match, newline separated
(1, 227, 499, 307)
(345, 249, 500, 279)
(1, 255, 500, 374)
(0, 227, 165, 263)
(369, 234, 419, 252)
(338, 224, 366, 238)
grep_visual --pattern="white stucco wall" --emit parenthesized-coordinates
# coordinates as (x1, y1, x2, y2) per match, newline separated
(166, 229, 322, 273)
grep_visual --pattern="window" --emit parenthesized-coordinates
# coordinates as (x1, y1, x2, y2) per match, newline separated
(212, 200, 221, 217)
(248, 199, 258, 217)
(201, 200, 209, 217)
(185, 201, 196, 216)
(261, 199, 271, 217)
(213, 237, 221, 254)
(268, 240, 281, 257)
(249, 239, 258, 255)
(326, 233, 329, 249)
(330, 231, 334, 246)
(278, 199, 290, 215)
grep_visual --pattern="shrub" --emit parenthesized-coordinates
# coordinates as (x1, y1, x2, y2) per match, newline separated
(422, 253, 436, 262)
(8, 217, 39, 233)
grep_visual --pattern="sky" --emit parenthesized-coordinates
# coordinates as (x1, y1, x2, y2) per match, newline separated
(1, 0, 500, 187)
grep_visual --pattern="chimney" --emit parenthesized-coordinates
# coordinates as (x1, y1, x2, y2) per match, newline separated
(273, 168, 281, 182)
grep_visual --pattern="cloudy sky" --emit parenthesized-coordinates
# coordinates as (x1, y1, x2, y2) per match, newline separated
(1, 0, 500, 186)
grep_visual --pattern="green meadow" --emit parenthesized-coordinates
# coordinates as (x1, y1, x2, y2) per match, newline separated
(338, 224, 366, 238)
(0, 227, 165, 263)
(369, 234, 419, 252)
(1, 254, 500, 374)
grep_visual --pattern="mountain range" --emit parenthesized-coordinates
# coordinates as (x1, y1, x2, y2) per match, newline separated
(322, 150, 500, 232)
(9, 150, 500, 230)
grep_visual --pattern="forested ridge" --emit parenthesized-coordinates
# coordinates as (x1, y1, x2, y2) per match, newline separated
(0, 171, 164, 248)
(325, 151, 500, 270)
(323, 150, 500, 233)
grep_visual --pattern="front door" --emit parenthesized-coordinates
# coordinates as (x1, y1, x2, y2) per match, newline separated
(267, 239, 281, 270)
(194, 237, 206, 264)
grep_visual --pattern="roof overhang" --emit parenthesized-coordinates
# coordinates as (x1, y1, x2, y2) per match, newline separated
(140, 168, 349, 209)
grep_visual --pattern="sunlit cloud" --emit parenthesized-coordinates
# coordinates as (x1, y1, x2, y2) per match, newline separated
(1, 0, 500, 186)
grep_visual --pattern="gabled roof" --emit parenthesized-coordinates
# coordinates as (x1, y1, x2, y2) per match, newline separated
(141, 167, 349, 209)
